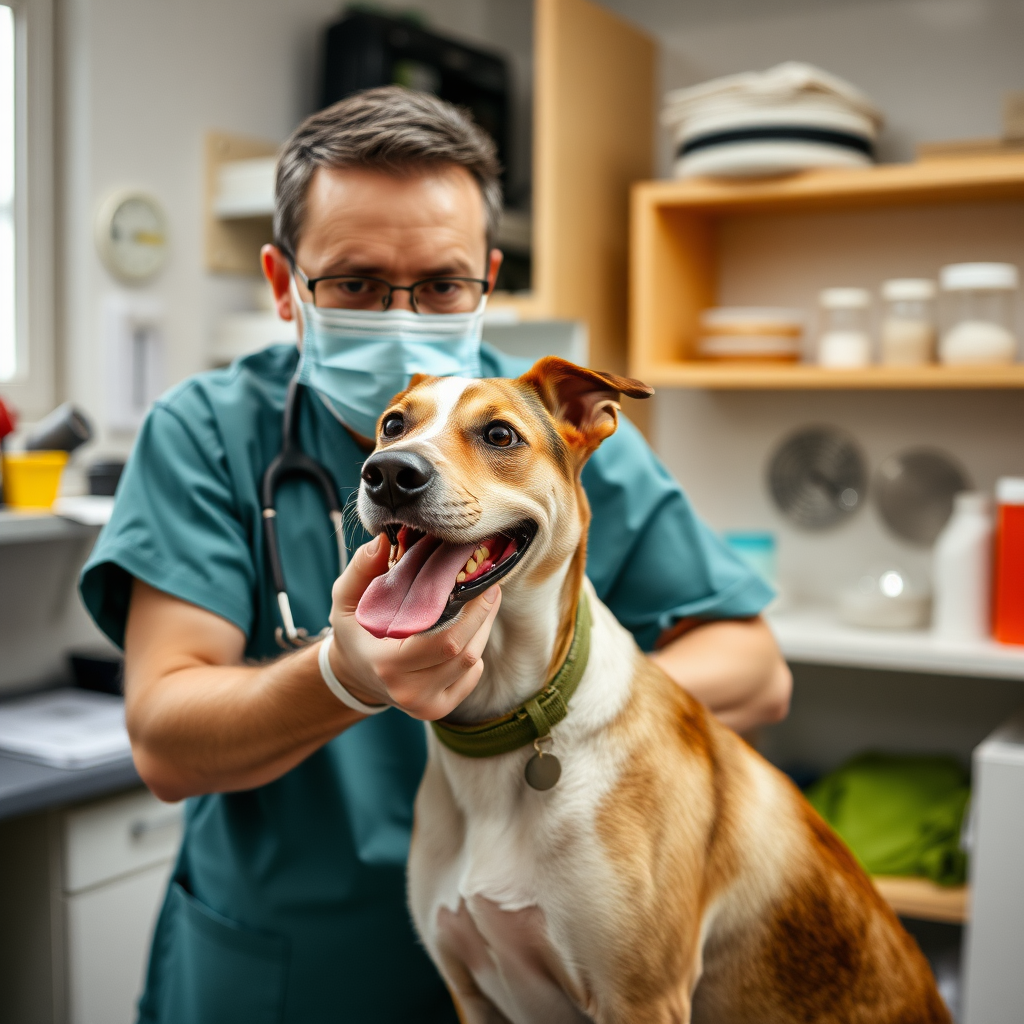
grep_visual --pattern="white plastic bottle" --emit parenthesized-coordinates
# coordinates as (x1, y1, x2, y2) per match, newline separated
(932, 492, 994, 641)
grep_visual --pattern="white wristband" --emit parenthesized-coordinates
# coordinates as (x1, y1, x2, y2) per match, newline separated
(318, 634, 389, 715)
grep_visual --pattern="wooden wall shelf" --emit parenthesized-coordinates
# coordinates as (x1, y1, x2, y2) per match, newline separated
(641, 362, 1024, 390)
(629, 155, 1024, 388)
(873, 875, 969, 924)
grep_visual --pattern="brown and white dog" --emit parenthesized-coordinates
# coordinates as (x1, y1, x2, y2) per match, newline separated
(355, 358, 951, 1024)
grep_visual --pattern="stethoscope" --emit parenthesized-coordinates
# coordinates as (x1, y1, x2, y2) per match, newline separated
(261, 375, 348, 649)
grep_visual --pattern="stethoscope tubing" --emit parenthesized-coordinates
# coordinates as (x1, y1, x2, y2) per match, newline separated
(261, 376, 348, 648)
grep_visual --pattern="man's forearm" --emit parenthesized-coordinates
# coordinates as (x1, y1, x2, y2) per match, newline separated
(126, 643, 362, 801)
(124, 580, 363, 801)
(126, 643, 362, 802)
(650, 617, 792, 733)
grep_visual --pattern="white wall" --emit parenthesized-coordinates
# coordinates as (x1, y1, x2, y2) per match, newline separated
(22, 0, 526, 685)
(59, 0, 341, 464)
(594, 0, 1024, 604)
(601, 0, 1024, 170)
(45, 0, 1024, 726)
(593, 0, 1024, 771)
(57, 0, 529, 470)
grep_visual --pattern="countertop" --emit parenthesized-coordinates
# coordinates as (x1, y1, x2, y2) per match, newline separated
(769, 606, 1024, 680)
(0, 750, 140, 821)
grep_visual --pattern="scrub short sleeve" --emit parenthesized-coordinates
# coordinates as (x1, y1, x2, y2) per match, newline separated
(583, 418, 774, 652)
(80, 394, 256, 649)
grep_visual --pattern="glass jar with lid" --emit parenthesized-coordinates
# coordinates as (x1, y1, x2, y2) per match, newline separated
(818, 288, 871, 368)
(880, 278, 936, 366)
(939, 262, 1018, 365)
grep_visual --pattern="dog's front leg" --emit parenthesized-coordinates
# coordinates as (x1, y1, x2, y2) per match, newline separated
(438, 957, 515, 1024)
(589, 936, 702, 1024)
(595, 991, 691, 1024)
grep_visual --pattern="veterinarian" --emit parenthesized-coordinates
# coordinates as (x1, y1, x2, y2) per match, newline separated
(80, 87, 792, 1024)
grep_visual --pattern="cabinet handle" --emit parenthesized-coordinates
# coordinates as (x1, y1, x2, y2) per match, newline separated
(129, 812, 182, 840)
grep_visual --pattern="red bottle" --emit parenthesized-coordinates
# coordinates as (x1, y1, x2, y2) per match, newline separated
(993, 477, 1024, 644)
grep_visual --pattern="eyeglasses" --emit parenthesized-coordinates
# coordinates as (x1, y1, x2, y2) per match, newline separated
(292, 263, 489, 315)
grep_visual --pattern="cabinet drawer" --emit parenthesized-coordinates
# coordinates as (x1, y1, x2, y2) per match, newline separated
(64, 788, 183, 893)
(66, 859, 173, 1024)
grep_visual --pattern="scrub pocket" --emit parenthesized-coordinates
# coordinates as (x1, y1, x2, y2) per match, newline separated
(145, 881, 288, 1024)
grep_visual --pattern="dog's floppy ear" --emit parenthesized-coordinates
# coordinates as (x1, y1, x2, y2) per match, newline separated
(522, 357, 654, 453)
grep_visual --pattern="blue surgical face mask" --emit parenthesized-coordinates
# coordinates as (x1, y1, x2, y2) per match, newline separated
(295, 295, 485, 438)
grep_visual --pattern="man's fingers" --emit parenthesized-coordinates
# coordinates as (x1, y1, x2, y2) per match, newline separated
(419, 590, 501, 690)
(332, 534, 389, 614)
(440, 658, 487, 713)
(393, 586, 502, 672)
(397, 591, 500, 698)
(400, 658, 486, 722)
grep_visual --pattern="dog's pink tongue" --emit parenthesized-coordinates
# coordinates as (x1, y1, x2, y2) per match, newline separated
(356, 536, 477, 640)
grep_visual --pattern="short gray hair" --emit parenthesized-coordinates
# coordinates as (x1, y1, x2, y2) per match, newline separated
(274, 85, 502, 260)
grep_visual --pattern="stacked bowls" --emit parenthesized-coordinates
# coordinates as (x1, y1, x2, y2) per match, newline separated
(663, 62, 883, 180)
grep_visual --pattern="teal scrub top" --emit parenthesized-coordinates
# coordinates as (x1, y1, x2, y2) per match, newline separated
(80, 343, 772, 1024)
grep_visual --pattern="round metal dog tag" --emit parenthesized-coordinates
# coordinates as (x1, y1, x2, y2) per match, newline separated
(525, 751, 561, 791)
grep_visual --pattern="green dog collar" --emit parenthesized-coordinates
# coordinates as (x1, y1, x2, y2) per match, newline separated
(430, 591, 592, 767)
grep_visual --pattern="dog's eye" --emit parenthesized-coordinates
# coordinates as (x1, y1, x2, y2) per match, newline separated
(381, 413, 404, 438)
(484, 422, 519, 448)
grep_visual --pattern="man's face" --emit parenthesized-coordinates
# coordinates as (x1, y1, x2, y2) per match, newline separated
(262, 164, 502, 329)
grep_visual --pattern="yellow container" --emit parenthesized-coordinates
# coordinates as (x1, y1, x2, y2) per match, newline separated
(2, 451, 69, 509)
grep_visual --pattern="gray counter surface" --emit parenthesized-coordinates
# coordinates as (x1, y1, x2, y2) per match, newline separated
(0, 750, 140, 821)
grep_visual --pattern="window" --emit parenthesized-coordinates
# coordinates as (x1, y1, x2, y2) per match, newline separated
(0, 0, 54, 418)
(0, 6, 14, 382)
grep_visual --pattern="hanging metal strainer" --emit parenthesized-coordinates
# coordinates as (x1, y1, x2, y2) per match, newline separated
(874, 448, 971, 546)
(768, 426, 866, 530)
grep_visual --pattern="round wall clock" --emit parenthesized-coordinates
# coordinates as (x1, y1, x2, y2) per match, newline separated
(95, 190, 169, 284)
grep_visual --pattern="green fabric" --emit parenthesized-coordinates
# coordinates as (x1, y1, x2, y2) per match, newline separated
(79, 342, 773, 1024)
(431, 591, 591, 758)
(806, 752, 971, 886)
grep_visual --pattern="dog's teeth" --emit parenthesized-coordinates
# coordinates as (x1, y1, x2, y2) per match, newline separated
(476, 546, 489, 562)
(465, 557, 478, 575)
(456, 571, 467, 583)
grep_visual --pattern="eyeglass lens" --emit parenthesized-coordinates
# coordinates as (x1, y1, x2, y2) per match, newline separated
(313, 277, 484, 314)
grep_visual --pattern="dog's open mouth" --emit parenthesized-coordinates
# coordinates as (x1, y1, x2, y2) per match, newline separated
(355, 521, 537, 639)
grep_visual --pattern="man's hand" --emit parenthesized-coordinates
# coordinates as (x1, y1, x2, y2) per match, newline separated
(124, 536, 500, 801)
(328, 535, 501, 720)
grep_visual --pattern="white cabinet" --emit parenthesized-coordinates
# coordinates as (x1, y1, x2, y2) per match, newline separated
(65, 861, 173, 1024)
(0, 787, 182, 1024)
(62, 789, 182, 1024)
(963, 714, 1024, 1024)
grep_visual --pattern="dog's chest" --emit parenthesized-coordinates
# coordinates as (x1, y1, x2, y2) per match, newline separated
(435, 893, 592, 1023)
(411, 603, 639, 1020)
(415, 743, 626, 1022)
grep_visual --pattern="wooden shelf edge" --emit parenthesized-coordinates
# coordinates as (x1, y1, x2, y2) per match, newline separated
(630, 361, 1024, 390)
(632, 153, 1024, 212)
(487, 292, 550, 321)
(205, 132, 278, 275)
(872, 875, 969, 924)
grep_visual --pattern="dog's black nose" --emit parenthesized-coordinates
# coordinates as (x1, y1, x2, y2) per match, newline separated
(361, 451, 435, 509)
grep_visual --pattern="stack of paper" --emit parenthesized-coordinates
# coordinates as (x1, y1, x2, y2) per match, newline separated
(0, 688, 131, 769)
(53, 494, 115, 526)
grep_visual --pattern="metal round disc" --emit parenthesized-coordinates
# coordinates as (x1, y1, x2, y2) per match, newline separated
(525, 752, 561, 791)
(874, 448, 970, 546)
(767, 426, 866, 530)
